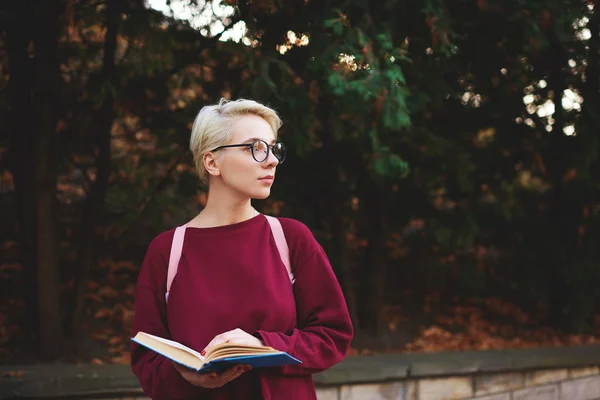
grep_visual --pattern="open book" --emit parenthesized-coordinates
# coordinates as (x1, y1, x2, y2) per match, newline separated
(132, 331, 301, 373)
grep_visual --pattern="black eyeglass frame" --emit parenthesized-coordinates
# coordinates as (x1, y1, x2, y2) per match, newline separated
(211, 140, 286, 164)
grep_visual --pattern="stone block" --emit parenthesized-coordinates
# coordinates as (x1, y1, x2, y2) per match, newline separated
(317, 386, 340, 400)
(512, 384, 559, 400)
(315, 355, 409, 385)
(472, 394, 511, 400)
(560, 376, 600, 400)
(569, 366, 600, 379)
(405, 380, 418, 400)
(524, 369, 568, 386)
(474, 372, 524, 395)
(119, 398, 149, 400)
(339, 382, 404, 400)
(418, 377, 474, 400)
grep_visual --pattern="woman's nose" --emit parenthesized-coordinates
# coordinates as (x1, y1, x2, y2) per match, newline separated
(264, 149, 279, 166)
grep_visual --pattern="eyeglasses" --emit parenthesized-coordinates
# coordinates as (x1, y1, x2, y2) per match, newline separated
(211, 140, 286, 164)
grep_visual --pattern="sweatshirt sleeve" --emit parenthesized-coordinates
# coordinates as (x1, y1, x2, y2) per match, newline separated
(255, 220, 354, 375)
(130, 234, 209, 399)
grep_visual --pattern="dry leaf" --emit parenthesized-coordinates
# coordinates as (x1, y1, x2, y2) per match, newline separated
(3, 370, 27, 378)
(94, 308, 113, 319)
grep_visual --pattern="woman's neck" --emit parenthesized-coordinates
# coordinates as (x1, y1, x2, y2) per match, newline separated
(189, 185, 256, 228)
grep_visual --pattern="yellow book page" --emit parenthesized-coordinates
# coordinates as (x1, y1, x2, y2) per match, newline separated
(205, 343, 280, 362)
(133, 332, 205, 370)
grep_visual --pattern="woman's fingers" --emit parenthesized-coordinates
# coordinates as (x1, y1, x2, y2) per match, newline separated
(202, 329, 246, 354)
(202, 329, 261, 355)
(172, 362, 250, 388)
(221, 365, 246, 381)
(203, 331, 234, 353)
(210, 364, 248, 387)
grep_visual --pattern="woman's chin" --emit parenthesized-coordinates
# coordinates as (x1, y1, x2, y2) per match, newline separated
(251, 188, 271, 200)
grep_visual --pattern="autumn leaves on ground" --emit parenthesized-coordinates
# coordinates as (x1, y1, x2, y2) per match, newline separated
(2, 249, 600, 365)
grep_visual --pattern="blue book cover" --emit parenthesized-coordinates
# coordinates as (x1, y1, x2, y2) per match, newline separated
(131, 332, 301, 374)
(196, 352, 301, 373)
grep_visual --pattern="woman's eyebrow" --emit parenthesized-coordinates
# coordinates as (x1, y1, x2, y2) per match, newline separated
(243, 137, 277, 144)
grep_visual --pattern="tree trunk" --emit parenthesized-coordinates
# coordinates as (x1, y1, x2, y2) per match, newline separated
(542, 8, 590, 331)
(546, 51, 569, 330)
(316, 98, 360, 331)
(31, 0, 64, 359)
(69, 0, 119, 337)
(6, 0, 38, 339)
(583, 1, 599, 125)
(329, 169, 360, 331)
(357, 178, 388, 336)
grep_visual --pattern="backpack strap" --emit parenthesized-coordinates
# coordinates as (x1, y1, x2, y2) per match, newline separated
(165, 224, 187, 303)
(264, 215, 294, 285)
(165, 215, 294, 303)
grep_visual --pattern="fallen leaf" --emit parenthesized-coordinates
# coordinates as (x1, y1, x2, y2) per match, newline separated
(3, 370, 27, 378)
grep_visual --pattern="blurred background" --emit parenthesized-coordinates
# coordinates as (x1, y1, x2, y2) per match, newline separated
(0, 0, 599, 366)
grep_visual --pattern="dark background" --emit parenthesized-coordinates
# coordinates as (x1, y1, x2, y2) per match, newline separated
(0, 0, 599, 364)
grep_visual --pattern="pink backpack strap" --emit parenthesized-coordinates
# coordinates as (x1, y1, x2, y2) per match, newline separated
(165, 217, 293, 303)
(165, 224, 187, 302)
(265, 215, 294, 285)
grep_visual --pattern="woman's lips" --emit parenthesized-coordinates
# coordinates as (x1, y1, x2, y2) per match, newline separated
(259, 176, 274, 184)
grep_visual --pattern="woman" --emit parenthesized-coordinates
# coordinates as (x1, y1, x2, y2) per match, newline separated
(130, 98, 354, 399)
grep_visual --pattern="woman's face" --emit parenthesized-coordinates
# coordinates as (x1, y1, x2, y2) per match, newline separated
(212, 115, 280, 200)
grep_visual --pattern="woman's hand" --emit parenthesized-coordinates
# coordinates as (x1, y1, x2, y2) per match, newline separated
(173, 362, 251, 389)
(202, 328, 264, 355)
(172, 329, 263, 388)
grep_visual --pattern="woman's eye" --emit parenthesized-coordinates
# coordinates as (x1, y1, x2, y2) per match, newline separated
(253, 143, 267, 152)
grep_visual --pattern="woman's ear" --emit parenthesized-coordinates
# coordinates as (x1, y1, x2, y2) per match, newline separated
(203, 152, 221, 177)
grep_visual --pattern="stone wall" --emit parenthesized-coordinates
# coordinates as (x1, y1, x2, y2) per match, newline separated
(2, 344, 600, 399)
(315, 366, 600, 400)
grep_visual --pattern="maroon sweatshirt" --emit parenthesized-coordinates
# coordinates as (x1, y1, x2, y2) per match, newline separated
(130, 215, 354, 399)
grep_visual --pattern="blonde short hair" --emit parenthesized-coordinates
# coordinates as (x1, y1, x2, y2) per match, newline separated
(190, 98, 282, 182)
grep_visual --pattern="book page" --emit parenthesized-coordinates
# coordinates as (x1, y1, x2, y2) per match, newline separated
(135, 332, 205, 361)
(206, 343, 280, 362)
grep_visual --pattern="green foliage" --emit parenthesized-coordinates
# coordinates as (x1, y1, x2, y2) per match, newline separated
(372, 147, 409, 179)
(2, 0, 600, 341)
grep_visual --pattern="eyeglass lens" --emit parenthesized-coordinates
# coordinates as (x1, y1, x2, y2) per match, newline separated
(252, 140, 285, 163)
